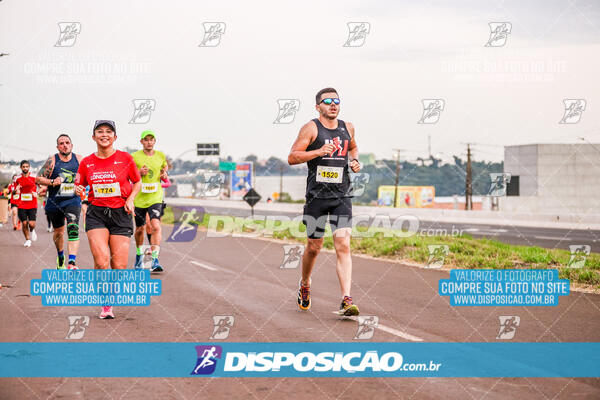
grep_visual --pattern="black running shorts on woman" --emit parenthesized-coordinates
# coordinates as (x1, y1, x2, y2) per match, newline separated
(85, 205, 134, 236)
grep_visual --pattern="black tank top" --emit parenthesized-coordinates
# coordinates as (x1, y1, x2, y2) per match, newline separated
(305, 118, 352, 199)
(48, 153, 79, 199)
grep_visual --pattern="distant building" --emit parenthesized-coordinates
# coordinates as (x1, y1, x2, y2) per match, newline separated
(502, 144, 600, 214)
(254, 176, 306, 201)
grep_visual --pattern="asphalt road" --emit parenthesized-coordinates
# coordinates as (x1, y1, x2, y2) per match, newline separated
(1, 219, 600, 399)
(194, 204, 600, 253)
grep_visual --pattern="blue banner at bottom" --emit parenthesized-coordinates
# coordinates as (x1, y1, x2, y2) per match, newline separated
(1, 343, 599, 377)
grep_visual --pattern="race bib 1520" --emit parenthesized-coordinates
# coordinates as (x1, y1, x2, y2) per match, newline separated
(316, 166, 343, 184)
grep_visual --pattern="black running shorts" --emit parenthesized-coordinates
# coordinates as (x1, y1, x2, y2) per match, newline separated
(17, 208, 37, 222)
(302, 197, 352, 239)
(134, 203, 163, 227)
(46, 204, 81, 229)
(85, 204, 134, 237)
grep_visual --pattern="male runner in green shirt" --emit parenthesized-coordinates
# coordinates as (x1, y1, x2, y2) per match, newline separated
(132, 130, 168, 272)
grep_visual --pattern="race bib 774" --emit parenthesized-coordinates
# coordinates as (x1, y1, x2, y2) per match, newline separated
(93, 183, 121, 198)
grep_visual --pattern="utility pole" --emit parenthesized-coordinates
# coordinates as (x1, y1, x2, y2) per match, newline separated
(465, 143, 472, 210)
(392, 149, 403, 208)
(428, 134, 432, 158)
(279, 164, 283, 202)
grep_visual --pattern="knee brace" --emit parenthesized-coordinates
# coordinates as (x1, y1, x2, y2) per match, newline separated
(67, 223, 79, 241)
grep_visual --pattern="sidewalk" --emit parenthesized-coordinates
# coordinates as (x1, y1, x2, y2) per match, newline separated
(165, 197, 600, 230)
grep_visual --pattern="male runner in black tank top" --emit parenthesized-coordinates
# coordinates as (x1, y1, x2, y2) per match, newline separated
(288, 87, 362, 316)
(36, 134, 83, 270)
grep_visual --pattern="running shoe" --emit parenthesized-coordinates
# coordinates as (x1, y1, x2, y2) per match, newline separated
(134, 254, 143, 270)
(13, 225, 17, 231)
(338, 296, 359, 316)
(99, 306, 114, 319)
(31, 229, 37, 241)
(151, 258, 163, 272)
(56, 256, 66, 270)
(23, 240, 31, 247)
(297, 281, 311, 310)
(67, 261, 78, 270)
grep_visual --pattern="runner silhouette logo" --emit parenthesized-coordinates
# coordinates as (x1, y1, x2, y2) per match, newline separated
(167, 206, 205, 242)
(191, 345, 222, 375)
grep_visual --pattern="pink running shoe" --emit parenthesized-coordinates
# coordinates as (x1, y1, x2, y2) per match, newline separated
(99, 306, 114, 319)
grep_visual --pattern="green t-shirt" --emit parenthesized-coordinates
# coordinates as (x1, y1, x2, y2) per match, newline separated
(131, 150, 167, 208)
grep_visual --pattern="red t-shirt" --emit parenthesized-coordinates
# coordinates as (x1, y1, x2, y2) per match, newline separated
(15, 175, 37, 209)
(76, 150, 141, 208)
(7, 183, 17, 206)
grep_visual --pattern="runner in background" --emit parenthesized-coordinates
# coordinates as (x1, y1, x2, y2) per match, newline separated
(131, 131, 167, 272)
(37, 185, 53, 232)
(15, 160, 38, 247)
(75, 120, 141, 319)
(7, 176, 21, 230)
(81, 185, 90, 228)
(145, 162, 171, 245)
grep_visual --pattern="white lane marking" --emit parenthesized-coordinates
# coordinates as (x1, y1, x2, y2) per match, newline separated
(464, 228, 508, 233)
(332, 312, 423, 342)
(190, 260, 218, 271)
(534, 236, 569, 241)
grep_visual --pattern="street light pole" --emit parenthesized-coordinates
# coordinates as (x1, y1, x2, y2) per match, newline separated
(392, 149, 403, 208)
(465, 143, 472, 210)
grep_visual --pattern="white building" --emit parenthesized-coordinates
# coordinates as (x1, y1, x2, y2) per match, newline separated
(502, 144, 600, 215)
(254, 175, 306, 201)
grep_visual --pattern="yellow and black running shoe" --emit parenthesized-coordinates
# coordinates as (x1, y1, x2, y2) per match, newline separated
(338, 296, 359, 316)
(297, 282, 311, 310)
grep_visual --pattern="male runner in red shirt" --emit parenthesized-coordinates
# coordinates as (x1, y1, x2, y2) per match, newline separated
(15, 160, 38, 247)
